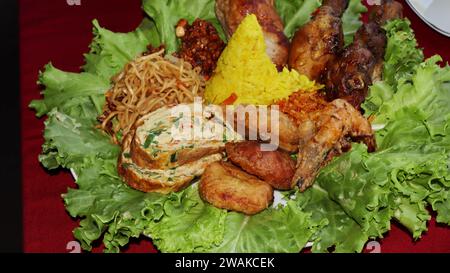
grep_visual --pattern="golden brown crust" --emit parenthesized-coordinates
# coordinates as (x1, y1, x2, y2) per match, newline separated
(291, 99, 375, 191)
(130, 134, 166, 169)
(288, 0, 348, 80)
(118, 127, 223, 194)
(117, 156, 193, 194)
(199, 161, 273, 215)
(228, 105, 300, 153)
(215, 0, 289, 68)
(176, 146, 225, 165)
(225, 141, 296, 190)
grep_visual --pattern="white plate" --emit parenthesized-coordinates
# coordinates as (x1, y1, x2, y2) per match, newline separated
(406, 0, 450, 37)
(70, 168, 78, 180)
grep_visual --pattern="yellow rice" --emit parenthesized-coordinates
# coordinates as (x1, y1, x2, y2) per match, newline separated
(204, 14, 320, 105)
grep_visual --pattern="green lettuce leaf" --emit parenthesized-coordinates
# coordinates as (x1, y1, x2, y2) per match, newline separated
(38, 109, 119, 170)
(210, 201, 326, 253)
(382, 19, 424, 88)
(275, 0, 366, 42)
(29, 64, 109, 119)
(275, 0, 322, 39)
(30, 18, 160, 120)
(314, 144, 391, 237)
(342, 0, 367, 45)
(372, 57, 450, 228)
(142, 0, 226, 53)
(296, 184, 374, 253)
(65, 159, 168, 252)
(372, 56, 450, 126)
(363, 19, 424, 116)
(143, 184, 227, 253)
(83, 18, 160, 80)
(391, 195, 430, 238)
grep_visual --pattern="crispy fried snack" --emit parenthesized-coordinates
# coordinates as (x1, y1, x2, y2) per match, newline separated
(225, 141, 296, 190)
(199, 161, 273, 215)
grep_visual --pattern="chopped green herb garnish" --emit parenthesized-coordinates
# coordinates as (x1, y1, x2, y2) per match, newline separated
(115, 130, 123, 143)
(290, 153, 298, 161)
(143, 128, 165, 148)
(173, 113, 184, 127)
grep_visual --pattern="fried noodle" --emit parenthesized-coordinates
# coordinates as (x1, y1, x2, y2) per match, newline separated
(98, 49, 205, 143)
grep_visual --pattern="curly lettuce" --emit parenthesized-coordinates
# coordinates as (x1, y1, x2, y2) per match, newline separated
(363, 19, 424, 116)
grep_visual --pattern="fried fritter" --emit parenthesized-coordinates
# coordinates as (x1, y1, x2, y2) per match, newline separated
(199, 161, 273, 215)
(225, 141, 296, 190)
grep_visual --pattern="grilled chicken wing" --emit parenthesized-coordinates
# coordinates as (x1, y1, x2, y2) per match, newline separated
(292, 99, 375, 191)
(288, 0, 349, 80)
(215, 0, 289, 69)
(225, 141, 296, 190)
(324, 0, 403, 108)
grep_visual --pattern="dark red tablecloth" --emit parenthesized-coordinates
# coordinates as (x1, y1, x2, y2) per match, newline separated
(20, 0, 450, 253)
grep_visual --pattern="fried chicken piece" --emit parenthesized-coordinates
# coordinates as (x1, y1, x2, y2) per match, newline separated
(225, 141, 296, 190)
(370, 0, 403, 26)
(225, 105, 300, 152)
(215, 0, 289, 69)
(323, 43, 376, 108)
(324, 0, 403, 108)
(199, 161, 273, 215)
(292, 99, 376, 191)
(288, 0, 349, 80)
(353, 22, 387, 83)
(367, 0, 403, 81)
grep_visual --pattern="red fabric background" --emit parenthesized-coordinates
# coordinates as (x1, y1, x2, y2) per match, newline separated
(20, 0, 450, 253)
